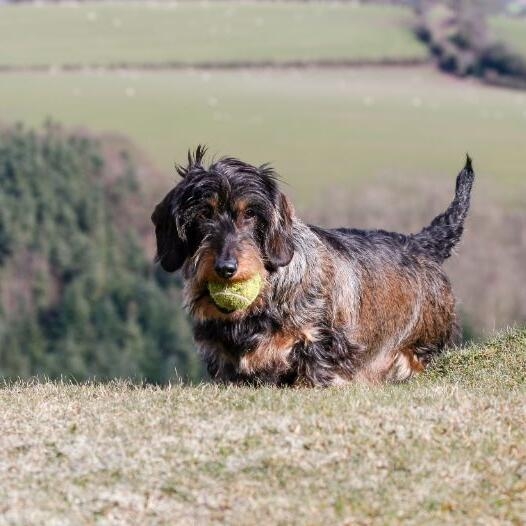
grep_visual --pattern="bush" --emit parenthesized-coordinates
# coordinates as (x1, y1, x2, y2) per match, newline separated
(415, 1, 526, 85)
(478, 41, 526, 78)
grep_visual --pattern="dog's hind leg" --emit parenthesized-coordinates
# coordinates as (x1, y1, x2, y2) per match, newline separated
(383, 348, 425, 383)
(353, 346, 426, 384)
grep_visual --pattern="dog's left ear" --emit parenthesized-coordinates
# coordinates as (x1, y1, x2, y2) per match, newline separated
(151, 189, 187, 272)
(264, 193, 295, 271)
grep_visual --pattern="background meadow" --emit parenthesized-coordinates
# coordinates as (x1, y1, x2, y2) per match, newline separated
(0, 3, 525, 521)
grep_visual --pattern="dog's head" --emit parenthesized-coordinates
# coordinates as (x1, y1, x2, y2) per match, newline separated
(151, 146, 295, 320)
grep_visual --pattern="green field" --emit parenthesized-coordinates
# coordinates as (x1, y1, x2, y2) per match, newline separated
(0, 67, 524, 205)
(0, 2, 426, 68)
(1, 330, 524, 524)
(491, 15, 526, 58)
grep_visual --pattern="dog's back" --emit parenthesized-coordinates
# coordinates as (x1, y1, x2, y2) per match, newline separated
(314, 155, 474, 266)
(306, 157, 475, 382)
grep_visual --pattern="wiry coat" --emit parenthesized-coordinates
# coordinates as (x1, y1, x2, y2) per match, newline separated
(152, 149, 474, 386)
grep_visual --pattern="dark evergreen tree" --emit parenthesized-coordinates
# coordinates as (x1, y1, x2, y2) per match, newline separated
(0, 122, 201, 383)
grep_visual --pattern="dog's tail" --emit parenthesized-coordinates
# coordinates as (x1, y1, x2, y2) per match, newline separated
(411, 155, 475, 264)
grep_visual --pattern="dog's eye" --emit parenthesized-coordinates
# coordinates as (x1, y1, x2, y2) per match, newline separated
(199, 206, 214, 220)
(243, 207, 256, 220)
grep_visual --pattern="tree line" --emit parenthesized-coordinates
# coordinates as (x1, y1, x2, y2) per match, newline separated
(0, 122, 202, 383)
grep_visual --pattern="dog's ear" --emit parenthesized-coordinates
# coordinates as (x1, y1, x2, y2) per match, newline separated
(151, 190, 186, 272)
(264, 193, 295, 271)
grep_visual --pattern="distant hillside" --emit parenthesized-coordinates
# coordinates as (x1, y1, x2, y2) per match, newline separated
(0, 122, 201, 383)
(0, 2, 426, 69)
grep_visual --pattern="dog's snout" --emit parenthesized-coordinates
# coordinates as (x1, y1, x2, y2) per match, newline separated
(215, 258, 238, 279)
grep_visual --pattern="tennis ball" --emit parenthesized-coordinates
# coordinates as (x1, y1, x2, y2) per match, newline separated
(207, 274, 263, 312)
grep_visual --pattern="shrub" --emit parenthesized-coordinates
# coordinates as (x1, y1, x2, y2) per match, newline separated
(415, 1, 526, 86)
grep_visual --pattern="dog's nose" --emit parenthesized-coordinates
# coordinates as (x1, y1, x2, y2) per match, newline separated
(215, 258, 238, 279)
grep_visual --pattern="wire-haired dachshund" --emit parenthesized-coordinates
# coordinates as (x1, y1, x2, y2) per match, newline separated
(152, 147, 474, 386)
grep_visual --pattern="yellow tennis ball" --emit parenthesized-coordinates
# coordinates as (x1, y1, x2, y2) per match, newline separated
(207, 274, 263, 312)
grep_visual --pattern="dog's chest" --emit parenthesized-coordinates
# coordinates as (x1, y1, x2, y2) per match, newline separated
(195, 315, 322, 384)
(223, 325, 321, 385)
(235, 331, 296, 377)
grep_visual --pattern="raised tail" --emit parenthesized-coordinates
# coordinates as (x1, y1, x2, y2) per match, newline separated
(411, 156, 475, 264)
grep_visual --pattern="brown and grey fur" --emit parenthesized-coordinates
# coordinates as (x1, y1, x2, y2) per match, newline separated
(152, 148, 474, 386)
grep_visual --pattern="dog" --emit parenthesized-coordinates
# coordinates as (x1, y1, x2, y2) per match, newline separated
(151, 147, 474, 386)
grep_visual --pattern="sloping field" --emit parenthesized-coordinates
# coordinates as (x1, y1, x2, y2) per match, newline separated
(0, 67, 524, 204)
(0, 2, 426, 68)
(1, 330, 524, 524)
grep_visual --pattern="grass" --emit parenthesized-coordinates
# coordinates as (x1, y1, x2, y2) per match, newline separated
(1, 329, 524, 524)
(0, 67, 525, 205)
(491, 15, 526, 58)
(0, 2, 426, 68)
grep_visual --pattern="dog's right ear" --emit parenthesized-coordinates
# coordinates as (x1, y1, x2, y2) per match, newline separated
(263, 193, 295, 271)
(151, 190, 186, 272)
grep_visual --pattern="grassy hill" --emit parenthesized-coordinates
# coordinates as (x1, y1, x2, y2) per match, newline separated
(1, 329, 524, 524)
(1, 67, 525, 205)
(0, 2, 425, 68)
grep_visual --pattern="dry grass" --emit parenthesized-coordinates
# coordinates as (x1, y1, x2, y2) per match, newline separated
(1, 330, 525, 525)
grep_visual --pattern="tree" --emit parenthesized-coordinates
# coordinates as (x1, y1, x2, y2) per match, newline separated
(0, 123, 202, 383)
